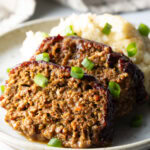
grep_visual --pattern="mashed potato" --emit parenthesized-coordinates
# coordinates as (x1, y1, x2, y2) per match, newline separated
(20, 13, 150, 94)
(20, 31, 47, 59)
(50, 14, 150, 94)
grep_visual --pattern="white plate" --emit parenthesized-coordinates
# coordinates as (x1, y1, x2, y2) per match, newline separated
(0, 17, 150, 150)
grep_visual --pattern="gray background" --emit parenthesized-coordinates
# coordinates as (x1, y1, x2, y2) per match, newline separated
(29, 0, 150, 25)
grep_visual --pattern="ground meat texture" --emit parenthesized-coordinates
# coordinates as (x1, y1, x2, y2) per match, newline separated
(1, 61, 113, 148)
(31, 35, 147, 117)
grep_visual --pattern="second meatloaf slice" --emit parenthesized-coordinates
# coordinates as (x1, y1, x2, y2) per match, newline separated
(1, 61, 113, 148)
(31, 35, 147, 117)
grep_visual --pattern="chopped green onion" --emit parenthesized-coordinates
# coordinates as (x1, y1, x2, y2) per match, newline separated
(81, 57, 94, 70)
(138, 23, 150, 36)
(127, 42, 137, 57)
(34, 74, 48, 88)
(108, 81, 120, 98)
(7, 68, 11, 73)
(130, 115, 142, 127)
(42, 32, 49, 38)
(0, 85, 5, 94)
(64, 25, 76, 36)
(71, 67, 84, 79)
(36, 53, 50, 62)
(102, 23, 112, 35)
(48, 138, 62, 147)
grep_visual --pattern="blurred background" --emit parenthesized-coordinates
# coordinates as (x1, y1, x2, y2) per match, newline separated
(0, 0, 150, 34)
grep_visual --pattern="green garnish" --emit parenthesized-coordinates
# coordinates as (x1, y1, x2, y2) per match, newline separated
(130, 115, 142, 127)
(71, 67, 84, 79)
(81, 57, 94, 70)
(34, 74, 48, 88)
(102, 23, 112, 35)
(0, 85, 5, 94)
(42, 32, 49, 38)
(48, 138, 62, 147)
(108, 81, 120, 98)
(7, 68, 11, 73)
(64, 25, 76, 36)
(138, 23, 150, 36)
(36, 53, 50, 62)
(127, 42, 137, 57)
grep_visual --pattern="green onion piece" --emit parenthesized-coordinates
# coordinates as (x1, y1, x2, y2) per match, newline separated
(7, 68, 11, 73)
(130, 115, 142, 127)
(42, 32, 49, 38)
(64, 25, 76, 36)
(81, 57, 94, 70)
(36, 53, 50, 62)
(0, 85, 5, 94)
(127, 42, 137, 57)
(138, 23, 150, 36)
(34, 74, 48, 88)
(71, 67, 84, 79)
(108, 81, 120, 98)
(48, 138, 62, 147)
(102, 23, 112, 35)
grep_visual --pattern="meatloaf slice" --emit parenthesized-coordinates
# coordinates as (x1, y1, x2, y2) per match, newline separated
(31, 35, 147, 117)
(1, 61, 113, 148)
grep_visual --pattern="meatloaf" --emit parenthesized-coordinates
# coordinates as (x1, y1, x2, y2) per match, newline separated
(31, 35, 147, 117)
(1, 61, 113, 148)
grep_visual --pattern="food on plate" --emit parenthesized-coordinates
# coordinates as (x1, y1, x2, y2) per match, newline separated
(1, 13, 149, 148)
(20, 14, 150, 95)
(20, 31, 47, 59)
(0, 85, 5, 94)
(1, 61, 114, 148)
(31, 35, 147, 117)
(49, 14, 150, 94)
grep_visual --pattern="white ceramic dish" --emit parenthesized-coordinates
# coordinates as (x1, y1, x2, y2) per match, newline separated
(0, 17, 150, 150)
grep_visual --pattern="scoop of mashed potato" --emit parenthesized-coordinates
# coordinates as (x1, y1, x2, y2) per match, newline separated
(50, 13, 150, 94)
(20, 31, 47, 60)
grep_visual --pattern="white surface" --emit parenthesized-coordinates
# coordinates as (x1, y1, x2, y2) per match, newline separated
(0, 1, 150, 149)
(0, 141, 14, 150)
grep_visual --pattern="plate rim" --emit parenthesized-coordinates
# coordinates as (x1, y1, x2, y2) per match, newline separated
(0, 17, 150, 150)
(0, 16, 62, 37)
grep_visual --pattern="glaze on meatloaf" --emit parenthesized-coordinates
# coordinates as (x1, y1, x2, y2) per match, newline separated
(1, 61, 113, 148)
(31, 35, 147, 117)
